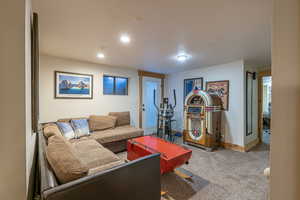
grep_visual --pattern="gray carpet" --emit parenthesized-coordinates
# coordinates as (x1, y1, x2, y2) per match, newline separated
(118, 142, 269, 200)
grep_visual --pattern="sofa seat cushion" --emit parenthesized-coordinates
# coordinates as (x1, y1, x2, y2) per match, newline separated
(69, 136, 90, 143)
(72, 139, 122, 169)
(90, 126, 144, 144)
(88, 160, 125, 175)
(45, 135, 88, 184)
(72, 138, 104, 151)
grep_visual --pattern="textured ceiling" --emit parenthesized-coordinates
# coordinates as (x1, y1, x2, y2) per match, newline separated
(33, 0, 272, 74)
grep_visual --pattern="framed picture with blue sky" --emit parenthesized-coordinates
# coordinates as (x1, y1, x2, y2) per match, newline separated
(183, 77, 203, 102)
(55, 71, 93, 99)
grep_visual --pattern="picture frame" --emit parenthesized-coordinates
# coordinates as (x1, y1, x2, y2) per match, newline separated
(206, 80, 230, 110)
(183, 78, 203, 102)
(55, 71, 93, 99)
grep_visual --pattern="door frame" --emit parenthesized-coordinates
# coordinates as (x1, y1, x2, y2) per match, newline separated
(257, 69, 271, 143)
(138, 70, 165, 128)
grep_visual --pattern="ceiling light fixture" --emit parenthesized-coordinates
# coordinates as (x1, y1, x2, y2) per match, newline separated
(120, 34, 131, 44)
(176, 53, 189, 62)
(96, 52, 105, 59)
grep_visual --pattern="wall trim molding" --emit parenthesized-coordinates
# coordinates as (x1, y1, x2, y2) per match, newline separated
(245, 137, 260, 152)
(138, 70, 166, 79)
(169, 131, 248, 153)
(220, 142, 245, 152)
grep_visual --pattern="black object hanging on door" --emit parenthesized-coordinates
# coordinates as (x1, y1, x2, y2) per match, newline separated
(246, 71, 256, 136)
(153, 89, 177, 142)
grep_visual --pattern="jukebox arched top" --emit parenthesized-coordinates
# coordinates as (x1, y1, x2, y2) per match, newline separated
(185, 90, 214, 107)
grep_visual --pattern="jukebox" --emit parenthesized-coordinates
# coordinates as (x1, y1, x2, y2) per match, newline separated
(183, 90, 222, 151)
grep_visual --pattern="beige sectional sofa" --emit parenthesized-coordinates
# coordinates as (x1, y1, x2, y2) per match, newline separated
(39, 112, 161, 200)
(42, 112, 144, 184)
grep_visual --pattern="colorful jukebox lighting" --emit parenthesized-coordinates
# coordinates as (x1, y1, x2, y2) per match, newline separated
(183, 90, 222, 151)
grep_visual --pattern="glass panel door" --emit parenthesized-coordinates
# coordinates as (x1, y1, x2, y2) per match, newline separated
(142, 77, 161, 135)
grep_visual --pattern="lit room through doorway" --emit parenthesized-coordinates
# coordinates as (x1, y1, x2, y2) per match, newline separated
(262, 76, 272, 144)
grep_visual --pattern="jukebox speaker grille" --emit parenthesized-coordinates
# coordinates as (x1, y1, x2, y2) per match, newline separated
(188, 118, 203, 140)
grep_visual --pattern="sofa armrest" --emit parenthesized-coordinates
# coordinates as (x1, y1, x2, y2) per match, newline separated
(38, 132, 59, 192)
(42, 153, 161, 200)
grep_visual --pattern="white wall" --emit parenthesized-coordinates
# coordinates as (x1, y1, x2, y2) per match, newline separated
(39, 55, 140, 126)
(165, 60, 246, 146)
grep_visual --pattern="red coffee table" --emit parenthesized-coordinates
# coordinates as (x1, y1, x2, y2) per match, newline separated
(127, 136, 192, 174)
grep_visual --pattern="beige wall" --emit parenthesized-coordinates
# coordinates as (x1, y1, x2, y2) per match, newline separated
(0, 0, 29, 199)
(39, 55, 140, 126)
(271, 0, 300, 199)
(25, 0, 37, 199)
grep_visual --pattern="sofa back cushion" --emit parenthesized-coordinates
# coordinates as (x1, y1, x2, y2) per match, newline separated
(89, 115, 117, 131)
(56, 122, 76, 140)
(45, 135, 88, 184)
(108, 112, 130, 126)
(71, 119, 90, 137)
(57, 117, 88, 123)
(43, 123, 62, 138)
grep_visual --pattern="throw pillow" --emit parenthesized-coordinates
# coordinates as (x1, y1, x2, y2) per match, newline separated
(43, 123, 62, 138)
(108, 111, 130, 126)
(89, 115, 117, 131)
(56, 122, 76, 140)
(71, 119, 90, 138)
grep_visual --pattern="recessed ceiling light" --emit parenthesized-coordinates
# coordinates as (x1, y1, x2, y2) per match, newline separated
(96, 52, 105, 59)
(176, 53, 190, 62)
(120, 34, 131, 44)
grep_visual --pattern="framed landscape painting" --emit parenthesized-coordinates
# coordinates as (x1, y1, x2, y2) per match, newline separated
(55, 71, 93, 99)
(184, 78, 203, 101)
(206, 80, 229, 110)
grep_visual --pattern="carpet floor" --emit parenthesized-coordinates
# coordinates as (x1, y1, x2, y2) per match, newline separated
(118, 142, 270, 200)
